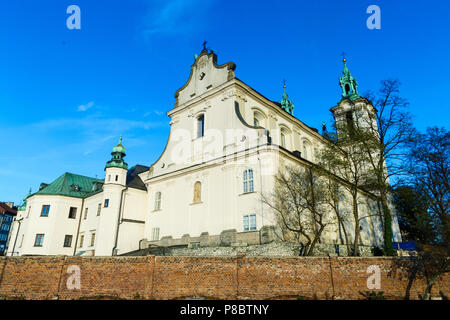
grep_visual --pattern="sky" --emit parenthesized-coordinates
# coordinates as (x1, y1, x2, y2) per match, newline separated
(0, 0, 449, 204)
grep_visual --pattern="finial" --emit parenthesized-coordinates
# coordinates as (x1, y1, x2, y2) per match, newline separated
(342, 52, 346, 63)
(202, 40, 208, 52)
(119, 135, 122, 145)
(282, 79, 286, 89)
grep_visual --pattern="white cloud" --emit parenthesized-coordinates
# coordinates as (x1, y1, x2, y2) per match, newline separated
(77, 101, 95, 112)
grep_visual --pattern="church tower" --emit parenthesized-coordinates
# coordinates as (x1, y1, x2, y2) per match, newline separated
(331, 57, 378, 139)
(96, 137, 128, 256)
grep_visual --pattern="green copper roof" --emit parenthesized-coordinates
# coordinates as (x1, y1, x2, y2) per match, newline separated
(106, 136, 128, 170)
(33, 172, 104, 199)
(339, 58, 360, 101)
(280, 84, 294, 115)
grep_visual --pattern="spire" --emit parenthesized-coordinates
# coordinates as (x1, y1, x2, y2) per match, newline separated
(339, 56, 360, 101)
(105, 136, 128, 170)
(280, 80, 295, 115)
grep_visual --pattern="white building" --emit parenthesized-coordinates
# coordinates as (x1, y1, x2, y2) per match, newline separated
(7, 48, 401, 257)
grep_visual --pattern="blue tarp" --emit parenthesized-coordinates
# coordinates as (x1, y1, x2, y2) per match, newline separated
(392, 241, 417, 251)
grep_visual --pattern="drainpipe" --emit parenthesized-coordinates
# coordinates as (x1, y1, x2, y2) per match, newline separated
(10, 218, 23, 257)
(112, 187, 127, 256)
(257, 154, 265, 245)
(72, 198, 85, 256)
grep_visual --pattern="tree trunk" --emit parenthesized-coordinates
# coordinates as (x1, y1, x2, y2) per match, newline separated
(380, 188, 395, 256)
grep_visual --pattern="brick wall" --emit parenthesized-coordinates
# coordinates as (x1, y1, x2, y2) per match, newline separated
(0, 256, 448, 300)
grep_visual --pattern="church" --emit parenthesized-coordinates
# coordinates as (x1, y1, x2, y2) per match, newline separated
(6, 47, 401, 257)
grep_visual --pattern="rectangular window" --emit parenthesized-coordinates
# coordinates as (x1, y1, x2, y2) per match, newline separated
(151, 227, 160, 241)
(104, 199, 109, 208)
(97, 203, 101, 216)
(154, 192, 161, 211)
(63, 235, 73, 247)
(249, 214, 257, 231)
(243, 214, 257, 231)
(34, 234, 44, 247)
(90, 231, 96, 247)
(79, 234, 84, 247)
(243, 215, 249, 231)
(68, 207, 77, 219)
(40, 205, 50, 217)
(197, 115, 205, 138)
(84, 208, 88, 220)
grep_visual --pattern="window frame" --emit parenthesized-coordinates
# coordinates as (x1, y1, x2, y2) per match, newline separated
(68, 207, 77, 219)
(196, 114, 205, 138)
(40, 205, 50, 217)
(34, 234, 44, 247)
(154, 192, 162, 211)
(63, 235, 73, 247)
(243, 169, 254, 193)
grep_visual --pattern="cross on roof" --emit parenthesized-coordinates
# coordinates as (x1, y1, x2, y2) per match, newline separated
(202, 40, 208, 51)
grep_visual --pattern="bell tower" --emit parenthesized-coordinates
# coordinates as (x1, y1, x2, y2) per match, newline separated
(331, 57, 378, 139)
(96, 136, 128, 256)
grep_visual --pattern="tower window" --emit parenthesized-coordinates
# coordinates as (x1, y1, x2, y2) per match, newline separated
(243, 169, 254, 193)
(40, 205, 50, 217)
(196, 114, 205, 138)
(104, 199, 109, 208)
(115, 175, 118, 182)
(97, 203, 101, 216)
(345, 84, 350, 95)
(346, 111, 355, 136)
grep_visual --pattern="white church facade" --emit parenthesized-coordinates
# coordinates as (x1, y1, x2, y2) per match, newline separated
(6, 48, 401, 257)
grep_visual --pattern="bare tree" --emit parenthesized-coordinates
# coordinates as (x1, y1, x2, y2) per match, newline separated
(354, 79, 414, 255)
(263, 165, 330, 256)
(318, 118, 372, 256)
(405, 127, 449, 245)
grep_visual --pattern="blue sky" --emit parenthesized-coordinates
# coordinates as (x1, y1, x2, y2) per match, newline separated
(0, 0, 449, 204)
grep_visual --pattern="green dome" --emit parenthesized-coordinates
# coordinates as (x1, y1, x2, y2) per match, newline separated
(105, 136, 128, 170)
(112, 136, 126, 153)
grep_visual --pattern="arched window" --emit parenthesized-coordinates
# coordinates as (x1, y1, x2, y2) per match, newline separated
(243, 169, 254, 193)
(154, 192, 161, 211)
(302, 140, 312, 161)
(193, 181, 202, 203)
(196, 114, 205, 138)
(280, 132, 286, 148)
(252, 110, 266, 128)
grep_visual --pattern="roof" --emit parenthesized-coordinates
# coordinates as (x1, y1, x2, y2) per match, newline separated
(0, 202, 17, 215)
(34, 172, 104, 199)
(126, 165, 149, 191)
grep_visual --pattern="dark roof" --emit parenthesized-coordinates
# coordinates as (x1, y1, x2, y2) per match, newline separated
(0, 202, 17, 215)
(126, 165, 149, 191)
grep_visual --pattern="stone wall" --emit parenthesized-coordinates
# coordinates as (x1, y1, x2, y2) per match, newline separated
(0, 256, 448, 300)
